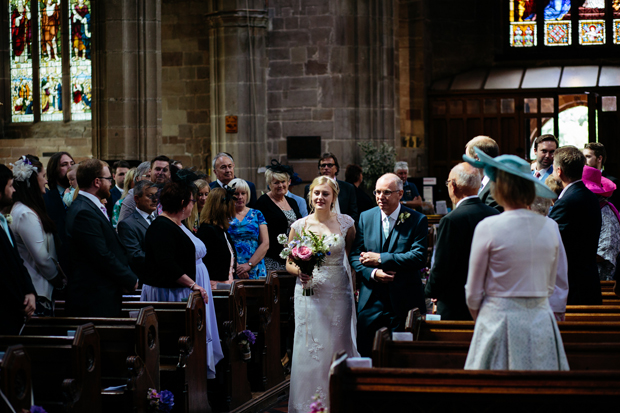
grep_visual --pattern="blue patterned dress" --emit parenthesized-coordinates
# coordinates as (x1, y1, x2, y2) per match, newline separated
(228, 208, 267, 279)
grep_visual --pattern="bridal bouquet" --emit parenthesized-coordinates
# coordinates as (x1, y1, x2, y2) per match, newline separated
(278, 230, 338, 296)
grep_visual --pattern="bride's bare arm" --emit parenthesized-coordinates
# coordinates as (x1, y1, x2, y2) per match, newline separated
(345, 225, 356, 257)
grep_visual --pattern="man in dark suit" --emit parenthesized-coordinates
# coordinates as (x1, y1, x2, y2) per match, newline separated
(549, 146, 602, 305)
(465, 136, 503, 213)
(425, 163, 499, 320)
(0, 164, 37, 334)
(107, 160, 130, 219)
(304, 152, 358, 222)
(209, 152, 258, 207)
(351, 173, 428, 356)
(584, 142, 620, 208)
(66, 159, 138, 317)
(117, 180, 157, 278)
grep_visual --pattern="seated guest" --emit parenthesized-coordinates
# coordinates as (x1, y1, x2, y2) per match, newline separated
(425, 162, 499, 321)
(117, 180, 158, 278)
(582, 166, 620, 281)
(197, 188, 237, 289)
(345, 164, 375, 214)
(463, 148, 568, 370)
(229, 178, 268, 279)
(111, 167, 136, 228)
(142, 169, 223, 378)
(286, 169, 308, 217)
(10, 155, 65, 316)
(209, 152, 258, 207)
(65, 159, 138, 317)
(185, 179, 210, 233)
(255, 161, 302, 272)
(0, 164, 36, 334)
(549, 146, 603, 305)
(395, 161, 422, 209)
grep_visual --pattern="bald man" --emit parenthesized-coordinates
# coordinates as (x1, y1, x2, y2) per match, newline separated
(425, 163, 499, 320)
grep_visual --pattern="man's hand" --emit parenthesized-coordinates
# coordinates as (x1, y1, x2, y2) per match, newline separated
(23, 294, 36, 319)
(374, 270, 395, 283)
(360, 251, 381, 268)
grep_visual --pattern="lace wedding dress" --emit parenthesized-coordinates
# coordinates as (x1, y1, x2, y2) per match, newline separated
(288, 214, 359, 413)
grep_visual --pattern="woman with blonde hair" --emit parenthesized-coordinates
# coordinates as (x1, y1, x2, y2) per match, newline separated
(185, 179, 210, 233)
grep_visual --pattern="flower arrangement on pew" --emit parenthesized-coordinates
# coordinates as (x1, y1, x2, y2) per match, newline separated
(22, 407, 47, 413)
(239, 329, 256, 361)
(147, 388, 174, 412)
(278, 231, 338, 296)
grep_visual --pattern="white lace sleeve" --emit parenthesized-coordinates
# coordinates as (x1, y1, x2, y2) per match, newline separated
(291, 216, 306, 235)
(337, 213, 354, 236)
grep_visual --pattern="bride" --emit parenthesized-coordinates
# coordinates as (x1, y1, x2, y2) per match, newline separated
(287, 176, 359, 413)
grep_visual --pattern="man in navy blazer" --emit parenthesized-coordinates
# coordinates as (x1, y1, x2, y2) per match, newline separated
(66, 159, 138, 317)
(209, 152, 257, 207)
(548, 146, 602, 305)
(351, 173, 428, 356)
(531, 134, 558, 183)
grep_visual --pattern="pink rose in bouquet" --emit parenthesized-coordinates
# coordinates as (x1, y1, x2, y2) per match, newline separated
(292, 245, 313, 261)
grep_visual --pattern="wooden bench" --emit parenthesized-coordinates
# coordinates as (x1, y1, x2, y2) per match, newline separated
(210, 281, 252, 411)
(270, 270, 297, 373)
(372, 327, 620, 371)
(119, 292, 210, 413)
(601, 280, 615, 293)
(602, 291, 620, 304)
(0, 345, 32, 413)
(329, 352, 620, 413)
(0, 324, 101, 413)
(567, 305, 620, 313)
(24, 307, 158, 412)
(236, 272, 285, 392)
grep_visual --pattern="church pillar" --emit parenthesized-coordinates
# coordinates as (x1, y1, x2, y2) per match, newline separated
(92, 0, 161, 161)
(206, 1, 268, 186)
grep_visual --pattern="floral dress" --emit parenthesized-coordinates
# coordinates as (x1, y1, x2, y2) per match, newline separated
(228, 208, 267, 279)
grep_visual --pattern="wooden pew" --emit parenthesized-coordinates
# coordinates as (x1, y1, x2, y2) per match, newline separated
(236, 273, 285, 392)
(119, 292, 210, 413)
(210, 281, 252, 411)
(567, 305, 620, 313)
(0, 345, 32, 413)
(603, 291, 620, 304)
(0, 324, 101, 413)
(23, 307, 158, 413)
(271, 270, 297, 373)
(372, 327, 620, 371)
(601, 280, 615, 292)
(329, 352, 620, 413)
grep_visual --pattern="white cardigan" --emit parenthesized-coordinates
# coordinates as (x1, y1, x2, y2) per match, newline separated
(10, 202, 58, 301)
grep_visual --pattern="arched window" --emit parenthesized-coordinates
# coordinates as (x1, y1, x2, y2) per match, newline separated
(8, 0, 92, 123)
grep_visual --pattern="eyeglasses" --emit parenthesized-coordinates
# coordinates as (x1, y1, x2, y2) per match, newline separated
(98, 176, 114, 182)
(146, 194, 159, 201)
(373, 190, 397, 198)
(320, 163, 335, 168)
(445, 180, 454, 187)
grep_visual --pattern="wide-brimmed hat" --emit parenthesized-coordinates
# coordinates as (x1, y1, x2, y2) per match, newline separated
(582, 165, 616, 197)
(463, 147, 557, 199)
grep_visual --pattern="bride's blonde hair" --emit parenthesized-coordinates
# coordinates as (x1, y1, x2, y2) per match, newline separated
(307, 176, 340, 213)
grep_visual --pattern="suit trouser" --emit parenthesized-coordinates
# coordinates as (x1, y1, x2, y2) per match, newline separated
(356, 287, 405, 357)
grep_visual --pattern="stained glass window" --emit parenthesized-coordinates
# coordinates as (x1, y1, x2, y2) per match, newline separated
(10, 0, 34, 122)
(545, 0, 572, 46)
(7, 0, 92, 123)
(579, 0, 606, 45)
(509, 1, 537, 47)
(614, 0, 620, 44)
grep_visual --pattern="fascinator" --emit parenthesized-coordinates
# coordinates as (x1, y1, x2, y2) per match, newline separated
(223, 185, 238, 203)
(172, 168, 199, 190)
(266, 159, 294, 177)
(11, 156, 37, 187)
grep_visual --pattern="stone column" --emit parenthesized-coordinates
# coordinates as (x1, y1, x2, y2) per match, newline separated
(206, 1, 268, 187)
(92, 0, 161, 161)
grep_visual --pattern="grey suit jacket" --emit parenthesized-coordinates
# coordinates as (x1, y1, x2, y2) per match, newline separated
(117, 209, 150, 278)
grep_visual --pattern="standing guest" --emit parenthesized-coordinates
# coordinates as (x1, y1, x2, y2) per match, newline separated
(108, 160, 130, 218)
(185, 179, 210, 233)
(62, 164, 79, 208)
(209, 152, 258, 207)
(65, 159, 138, 317)
(549, 146, 603, 305)
(394, 161, 422, 209)
(255, 161, 302, 272)
(351, 173, 428, 357)
(462, 148, 568, 370)
(304, 153, 358, 222)
(10, 155, 65, 316)
(344, 164, 375, 214)
(286, 169, 308, 218)
(119, 156, 170, 223)
(44, 151, 75, 275)
(425, 163, 499, 321)
(584, 142, 620, 208)
(114, 162, 150, 226)
(228, 178, 269, 279)
(531, 134, 559, 182)
(142, 170, 223, 379)
(581, 166, 620, 281)
(0, 164, 37, 334)
(111, 168, 137, 228)
(465, 136, 503, 212)
(117, 180, 158, 278)
(197, 187, 237, 289)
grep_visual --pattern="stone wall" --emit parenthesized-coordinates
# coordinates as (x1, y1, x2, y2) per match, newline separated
(161, 0, 211, 171)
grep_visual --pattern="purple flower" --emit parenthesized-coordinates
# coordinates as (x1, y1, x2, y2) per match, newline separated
(29, 407, 48, 413)
(159, 390, 174, 412)
(242, 329, 256, 345)
(326, 251, 331, 256)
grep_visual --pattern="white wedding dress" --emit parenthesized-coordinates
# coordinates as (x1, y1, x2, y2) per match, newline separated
(288, 214, 359, 413)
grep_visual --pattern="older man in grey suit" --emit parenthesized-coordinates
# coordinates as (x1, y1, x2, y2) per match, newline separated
(117, 180, 158, 278)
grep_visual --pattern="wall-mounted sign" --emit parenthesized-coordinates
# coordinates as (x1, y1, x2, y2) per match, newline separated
(225, 116, 238, 133)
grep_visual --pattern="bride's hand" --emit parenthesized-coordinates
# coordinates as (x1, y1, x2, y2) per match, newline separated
(298, 271, 312, 284)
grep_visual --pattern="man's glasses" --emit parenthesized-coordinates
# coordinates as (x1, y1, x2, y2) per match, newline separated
(445, 180, 454, 187)
(98, 176, 114, 182)
(146, 194, 159, 201)
(373, 190, 396, 198)
(320, 163, 335, 168)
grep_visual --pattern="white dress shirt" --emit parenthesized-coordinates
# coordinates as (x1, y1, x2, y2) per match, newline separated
(557, 179, 582, 200)
(371, 204, 402, 280)
(136, 207, 155, 224)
